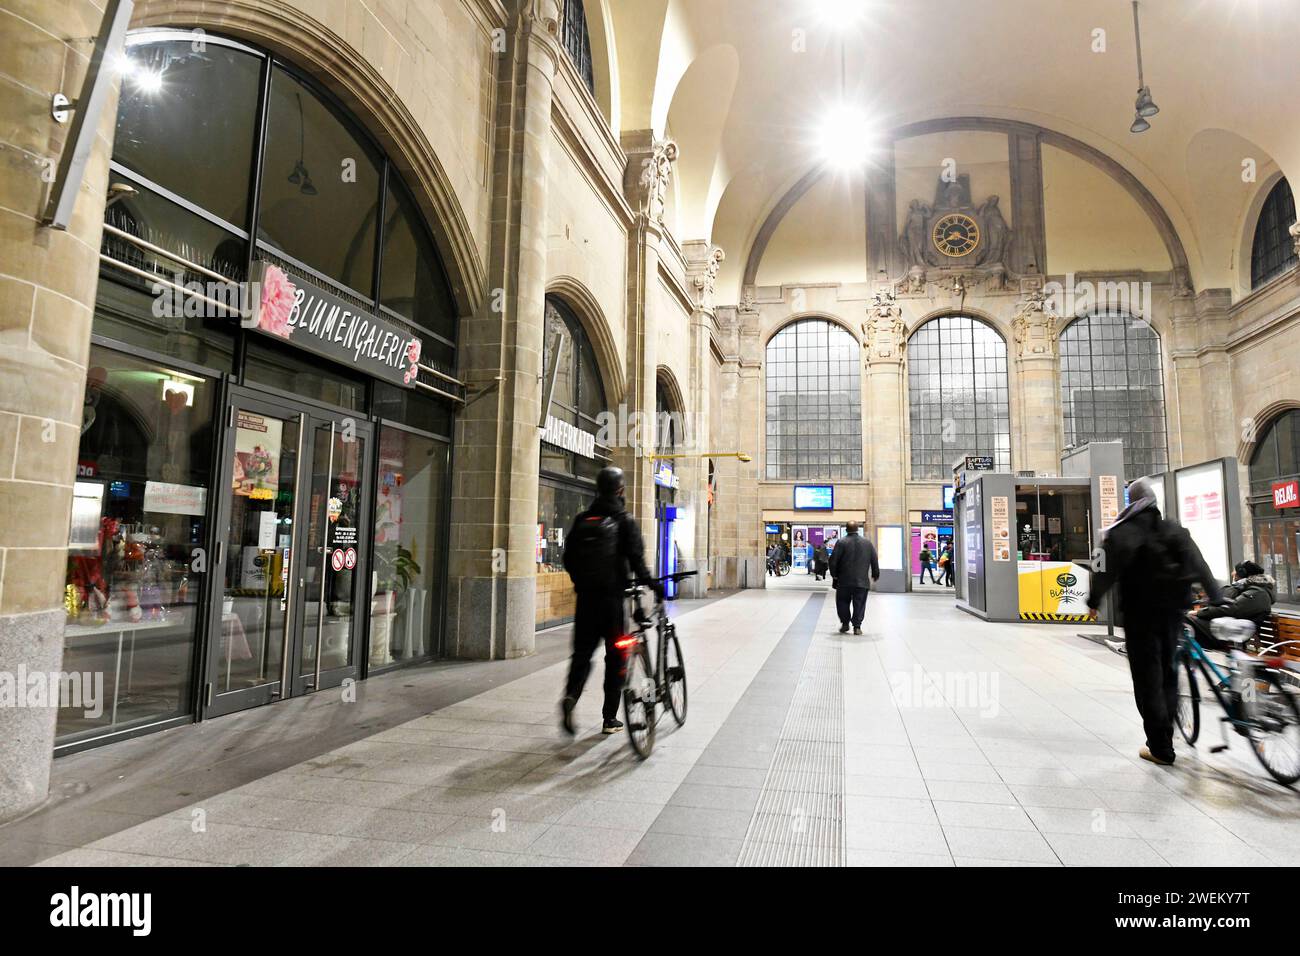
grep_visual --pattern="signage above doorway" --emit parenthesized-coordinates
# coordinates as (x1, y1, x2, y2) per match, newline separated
(1274, 479, 1299, 509)
(247, 260, 422, 389)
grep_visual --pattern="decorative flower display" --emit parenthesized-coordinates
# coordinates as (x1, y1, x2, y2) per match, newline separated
(246, 445, 273, 489)
(258, 264, 297, 338)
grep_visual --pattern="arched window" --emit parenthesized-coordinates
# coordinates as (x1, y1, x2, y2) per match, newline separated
(1247, 409, 1300, 601)
(907, 315, 1010, 479)
(1249, 408, 1300, 493)
(1059, 313, 1168, 478)
(561, 0, 595, 96)
(1251, 178, 1298, 288)
(541, 295, 607, 480)
(765, 319, 862, 480)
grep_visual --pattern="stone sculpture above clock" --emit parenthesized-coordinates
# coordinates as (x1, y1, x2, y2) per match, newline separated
(898, 175, 1013, 271)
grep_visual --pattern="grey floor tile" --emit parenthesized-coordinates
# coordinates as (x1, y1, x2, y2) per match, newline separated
(529, 824, 646, 864)
(624, 832, 742, 867)
(941, 826, 1058, 864)
(649, 804, 754, 840)
(933, 801, 1034, 831)
(1042, 832, 1169, 866)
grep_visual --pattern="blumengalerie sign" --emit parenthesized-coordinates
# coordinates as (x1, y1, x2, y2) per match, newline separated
(248, 260, 422, 389)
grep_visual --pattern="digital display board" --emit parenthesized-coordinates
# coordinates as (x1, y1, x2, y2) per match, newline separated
(793, 485, 834, 510)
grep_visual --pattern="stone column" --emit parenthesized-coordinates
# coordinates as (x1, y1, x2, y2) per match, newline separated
(0, 0, 119, 821)
(446, 0, 562, 659)
(1192, 289, 1235, 462)
(618, 135, 677, 532)
(678, 241, 723, 597)
(1011, 282, 1062, 474)
(863, 289, 907, 529)
(710, 299, 763, 587)
(1167, 285, 1202, 467)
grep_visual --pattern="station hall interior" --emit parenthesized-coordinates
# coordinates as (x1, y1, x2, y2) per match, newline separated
(1, 0, 1300, 868)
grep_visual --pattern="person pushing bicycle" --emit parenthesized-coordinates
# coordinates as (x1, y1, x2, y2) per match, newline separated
(1087, 476, 1222, 766)
(560, 466, 659, 736)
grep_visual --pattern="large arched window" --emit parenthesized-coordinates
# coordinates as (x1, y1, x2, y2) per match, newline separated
(1251, 178, 1298, 288)
(561, 0, 595, 96)
(765, 319, 862, 480)
(1249, 409, 1300, 494)
(103, 30, 458, 371)
(1060, 313, 1168, 478)
(541, 295, 607, 480)
(907, 315, 1010, 479)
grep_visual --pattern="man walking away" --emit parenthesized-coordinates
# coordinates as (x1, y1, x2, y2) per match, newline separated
(1087, 476, 1222, 766)
(918, 546, 937, 584)
(828, 521, 880, 635)
(939, 543, 954, 586)
(561, 466, 658, 736)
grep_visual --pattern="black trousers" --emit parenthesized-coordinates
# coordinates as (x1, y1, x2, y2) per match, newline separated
(835, 586, 869, 628)
(1124, 614, 1181, 762)
(565, 592, 627, 720)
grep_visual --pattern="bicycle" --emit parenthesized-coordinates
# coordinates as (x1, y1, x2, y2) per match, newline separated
(766, 557, 790, 577)
(619, 570, 696, 759)
(1175, 617, 1300, 785)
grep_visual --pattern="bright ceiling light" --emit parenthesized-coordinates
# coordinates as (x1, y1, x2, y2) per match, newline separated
(816, 104, 873, 170)
(814, 0, 868, 24)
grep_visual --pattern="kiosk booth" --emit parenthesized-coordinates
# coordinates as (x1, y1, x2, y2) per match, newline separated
(954, 442, 1125, 623)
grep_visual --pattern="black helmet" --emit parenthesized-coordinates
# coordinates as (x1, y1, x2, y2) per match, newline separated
(596, 465, 625, 497)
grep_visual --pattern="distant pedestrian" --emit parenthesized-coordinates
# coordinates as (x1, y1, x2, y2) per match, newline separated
(828, 522, 879, 635)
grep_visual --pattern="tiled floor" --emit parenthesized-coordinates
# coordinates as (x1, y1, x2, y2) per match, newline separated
(24, 587, 1300, 866)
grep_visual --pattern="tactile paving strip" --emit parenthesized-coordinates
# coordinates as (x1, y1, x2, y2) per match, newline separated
(736, 635, 844, 866)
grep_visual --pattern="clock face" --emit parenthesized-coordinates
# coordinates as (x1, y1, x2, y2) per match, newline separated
(932, 213, 980, 258)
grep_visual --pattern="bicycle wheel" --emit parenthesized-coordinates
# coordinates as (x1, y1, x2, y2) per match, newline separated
(1175, 652, 1200, 745)
(1245, 669, 1300, 785)
(622, 644, 656, 759)
(665, 628, 687, 726)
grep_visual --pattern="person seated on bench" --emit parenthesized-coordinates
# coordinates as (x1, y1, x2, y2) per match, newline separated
(1187, 560, 1276, 649)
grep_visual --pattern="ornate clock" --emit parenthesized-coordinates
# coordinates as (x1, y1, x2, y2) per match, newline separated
(931, 212, 980, 258)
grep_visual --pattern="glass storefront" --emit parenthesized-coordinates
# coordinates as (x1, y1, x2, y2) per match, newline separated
(1249, 409, 1300, 605)
(371, 424, 449, 669)
(57, 29, 460, 750)
(61, 346, 215, 744)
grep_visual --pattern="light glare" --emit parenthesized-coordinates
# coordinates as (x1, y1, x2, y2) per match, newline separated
(816, 105, 873, 169)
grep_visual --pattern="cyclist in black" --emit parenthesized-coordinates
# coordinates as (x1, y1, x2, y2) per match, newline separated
(560, 466, 657, 736)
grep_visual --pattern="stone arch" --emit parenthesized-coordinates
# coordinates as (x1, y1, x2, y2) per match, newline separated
(131, 1, 485, 317)
(545, 275, 626, 405)
(655, 364, 686, 414)
(908, 306, 1009, 345)
(1238, 171, 1294, 295)
(762, 311, 863, 348)
(741, 118, 1193, 293)
(1238, 399, 1300, 465)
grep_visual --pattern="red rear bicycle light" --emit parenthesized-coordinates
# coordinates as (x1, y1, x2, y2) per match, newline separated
(614, 636, 637, 649)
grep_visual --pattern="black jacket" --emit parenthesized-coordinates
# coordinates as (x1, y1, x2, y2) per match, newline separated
(828, 532, 880, 590)
(1087, 506, 1222, 621)
(1196, 574, 1276, 624)
(563, 493, 653, 592)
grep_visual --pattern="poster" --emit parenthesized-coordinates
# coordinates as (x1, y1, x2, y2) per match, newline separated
(991, 495, 1011, 562)
(1176, 462, 1230, 581)
(1099, 474, 1120, 527)
(791, 526, 809, 569)
(232, 412, 282, 499)
(143, 480, 207, 516)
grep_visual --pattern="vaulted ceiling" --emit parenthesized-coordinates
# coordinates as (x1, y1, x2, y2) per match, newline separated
(601, 0, 1300, 300)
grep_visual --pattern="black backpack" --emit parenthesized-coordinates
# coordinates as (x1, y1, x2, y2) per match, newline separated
(1141, 519, 1198, 610)
(563, 511, 621, 592)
